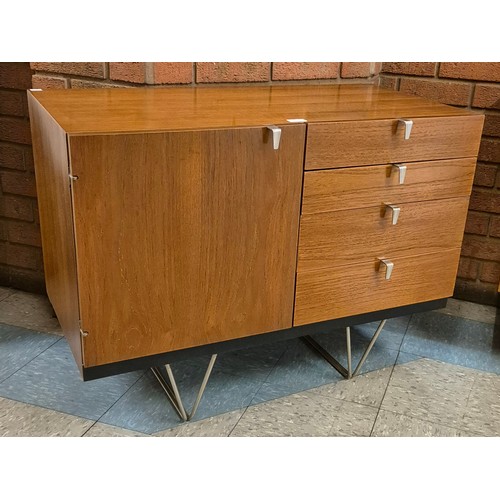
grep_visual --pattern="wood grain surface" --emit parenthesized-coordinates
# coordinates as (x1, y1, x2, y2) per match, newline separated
(294, 249, 461, 326)
(297, 197, 469, 272)
(27, 94, 82, 371)
(69, 125, 305, 366)
(305, 115, 484, 169)
(29, 84, 474, 135)
(302, 157, 476, 214)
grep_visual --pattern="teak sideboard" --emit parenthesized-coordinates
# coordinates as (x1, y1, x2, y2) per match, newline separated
(28, 84, 484, 381)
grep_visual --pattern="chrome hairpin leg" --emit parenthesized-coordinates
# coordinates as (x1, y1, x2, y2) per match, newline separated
(302, 319, 387, 379)
(151, 354, 217, 421)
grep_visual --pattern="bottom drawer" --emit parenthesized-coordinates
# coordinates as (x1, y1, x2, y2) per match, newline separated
(293, 249, 460, 326)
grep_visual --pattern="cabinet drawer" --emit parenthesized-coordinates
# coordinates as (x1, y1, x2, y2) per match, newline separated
(302, 157, 476, 215)
(305, 115, 484, 169)
(294, 249, 460, 326)
(298, 197, 469, 272)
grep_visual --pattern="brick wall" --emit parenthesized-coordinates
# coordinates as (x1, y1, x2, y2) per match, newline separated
(0, 63, 44, 293)
(380, 63, 500, 305)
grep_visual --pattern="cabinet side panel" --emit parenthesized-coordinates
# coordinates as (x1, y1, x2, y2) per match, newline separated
(69, 126, 305, 366)
(27, 94, 82, 371)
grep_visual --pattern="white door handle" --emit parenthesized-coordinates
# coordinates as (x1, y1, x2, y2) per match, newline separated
(392, 163, 407, 184)
(398, 119, 413, 140)
(379, 259, 394, 280)
(266, 125, 282, 150)
(384, 204, 401, 225)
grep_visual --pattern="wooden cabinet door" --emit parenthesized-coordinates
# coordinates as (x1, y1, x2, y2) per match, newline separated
(69, 125, 306, 366)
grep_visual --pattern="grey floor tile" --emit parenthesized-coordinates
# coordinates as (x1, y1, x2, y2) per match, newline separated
(381, 358, 476, 427)
(371, 409, 461, 437)
(0, 290, 62, 334)
(0, 324, 60, 382)
(0, 286, 13, 302)
(0, 396, 93, 437)
(437, 298, 496, 325)
(0, 339, 143, 420)
(308, 365, 393, 408)
(327, 400, 379, 437)
(461, 371, 500, 436)
(83, 422, 150, 437)
(230, 392, 337, 437)
(155, 409, 244, 437)
(100, 365, 261, 434)
(231, 390, 377, 437)
(402, 311, 500, 374)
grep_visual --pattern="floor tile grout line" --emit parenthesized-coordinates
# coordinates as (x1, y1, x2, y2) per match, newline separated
(368, 357, 398, 437)
(228, 405, 252, 437)
(0, 336, 63, 386)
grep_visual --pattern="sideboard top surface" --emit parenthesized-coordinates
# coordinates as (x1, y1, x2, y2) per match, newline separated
(29, 84, 473, 135)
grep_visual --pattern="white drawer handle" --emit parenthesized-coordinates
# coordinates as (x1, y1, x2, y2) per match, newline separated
(398, 119, 413, 140)
(384, 204, 400, 225)
(392, 163, 407, 184)
(266, 125, 282, 150)
(379, 259, 394, 280)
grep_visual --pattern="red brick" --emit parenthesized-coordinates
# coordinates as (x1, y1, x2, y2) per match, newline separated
(473, 85, 500, 109)
(153, 63, 192, 84)
(0, 195, 33, 220)
(0, 90, 26, 116)
(480, 261, 500, 284)
(6, 220, 41, 247)
(30, 62, 104, 79)
(381, 62, 436, 76)
(490, 216, 500, 237)
(457, 256, 479, 280)
(31, 74, 67, 89)
(0, 116, 32, 144)
(379, 76, 398, 89)
(109, 63, 146, 83)
(0, 241, 42, 270)
(473, 163, 497, 187)
(0, 144, 25, 170)
(483, 114, 500, 137)
(1, 265, 45, 292)
(0, 63, 32, 90)
(440, 63, 500, 83)
(399, 78, 472, 106)
(0, 171, 37, 197)
(197, 63, 270, 83)
(70, 79, 128, 89)
(24, 148, 34, 171)
(469, 189, 500, 214)
(341, 63, 372, 78)
(478, 138, 500, 163)
(465, 212, 490, 235)
(461, 234, 500, 260)
(372, 63, 382, 75)
(272, 63, 338, 81)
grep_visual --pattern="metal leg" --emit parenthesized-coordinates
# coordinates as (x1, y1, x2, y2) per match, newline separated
(151, 353, 218, 422)
(302, 319, 387, 379)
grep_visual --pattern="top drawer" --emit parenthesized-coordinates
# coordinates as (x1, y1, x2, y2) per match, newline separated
(305, 115, 484, 169)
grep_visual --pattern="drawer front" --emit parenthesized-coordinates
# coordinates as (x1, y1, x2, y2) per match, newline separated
(302, 157, 476, 215)
(298, 197, 469, 272)
(305, 115, 484, 169)
(294, 249, 460, 326)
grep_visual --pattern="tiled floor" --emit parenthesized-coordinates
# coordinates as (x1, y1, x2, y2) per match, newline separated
(0, 285, 498, 437)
